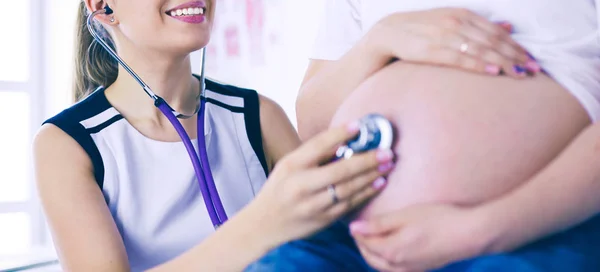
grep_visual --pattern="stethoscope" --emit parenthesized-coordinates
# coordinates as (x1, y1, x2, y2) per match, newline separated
(88, 6, 228, 228)
(88, 5, 396, 230)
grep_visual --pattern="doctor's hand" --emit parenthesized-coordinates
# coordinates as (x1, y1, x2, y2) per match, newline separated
(350, 204, 488, 272)
(249, 121, 395, 245)
(367, 8, 541, 78)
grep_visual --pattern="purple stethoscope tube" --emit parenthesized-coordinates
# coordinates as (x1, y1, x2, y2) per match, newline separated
(88, 6, 227, 228)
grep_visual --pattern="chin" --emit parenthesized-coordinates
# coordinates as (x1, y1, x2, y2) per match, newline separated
(166, 37, 210, 55)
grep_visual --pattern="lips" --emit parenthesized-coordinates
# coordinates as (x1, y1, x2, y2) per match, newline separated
(166, 1, 206, 15)
(166, 1, 207, 24)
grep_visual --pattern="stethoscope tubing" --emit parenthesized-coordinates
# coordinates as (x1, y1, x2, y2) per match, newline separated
(88, 7, 227, 228)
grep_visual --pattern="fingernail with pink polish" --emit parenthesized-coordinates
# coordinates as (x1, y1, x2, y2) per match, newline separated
(372, 177, 387, 189)
(376, 149, 394, 163)
(485, 65, 500, 75)
(350, 221, 368, 234)
(347, 121, 360, 133)
(525, 60, 541, 73)
(497, 21, 513, 32)
(378, 161, 395, 173)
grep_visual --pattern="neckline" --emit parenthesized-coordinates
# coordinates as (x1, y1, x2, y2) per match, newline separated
(96, 84, 212, 145)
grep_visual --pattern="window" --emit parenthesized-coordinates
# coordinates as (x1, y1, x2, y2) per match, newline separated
(0, 0, 46, 257)
(0, 0, 71, 262)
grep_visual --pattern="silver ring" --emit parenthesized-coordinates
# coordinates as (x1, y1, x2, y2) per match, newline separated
(459, 42, 469, 53)
(327, 185, 339, 204)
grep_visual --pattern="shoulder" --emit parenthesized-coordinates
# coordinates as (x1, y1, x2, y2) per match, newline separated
(204, 78, 262, 113)
(33, 123, 94, 191)
(205, 79, 258, 100)
(39, 88, 111, 186)
(43, 87, 113, 131)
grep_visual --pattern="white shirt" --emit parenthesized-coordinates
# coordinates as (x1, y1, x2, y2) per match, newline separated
(45, 79, 268, 271)
(311, 0, 600, 121)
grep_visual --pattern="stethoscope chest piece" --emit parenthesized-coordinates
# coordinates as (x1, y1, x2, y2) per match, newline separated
(335, 114, 394, 160)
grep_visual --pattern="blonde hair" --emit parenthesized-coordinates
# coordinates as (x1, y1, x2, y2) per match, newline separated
(73, 2, 118, 101)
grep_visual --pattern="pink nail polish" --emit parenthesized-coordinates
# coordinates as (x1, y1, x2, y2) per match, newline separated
(372, 177, 387, 189)
(378, 162, 395, 173)
(346, 121, 360, 133)
(525, 60, 541, 73)
(497, 21, 513, 32)
(376, 149, 393, 163)
(485, 65, 500, 75)
(350, 221, 368, 234)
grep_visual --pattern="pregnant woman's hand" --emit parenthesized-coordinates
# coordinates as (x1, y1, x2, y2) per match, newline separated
(349, 204, 488, 272)
(369, 8, 541, 78)
(248, 121, 395, 246)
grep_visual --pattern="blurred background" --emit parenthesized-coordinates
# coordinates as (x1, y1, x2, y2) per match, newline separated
(0, 0, 324, 270)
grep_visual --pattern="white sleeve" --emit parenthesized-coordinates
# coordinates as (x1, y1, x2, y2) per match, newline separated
(309, 0, 363, 61)
(597, 0, 600, 29)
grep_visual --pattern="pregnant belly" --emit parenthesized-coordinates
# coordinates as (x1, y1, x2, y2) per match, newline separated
(331, 62, 590, 220)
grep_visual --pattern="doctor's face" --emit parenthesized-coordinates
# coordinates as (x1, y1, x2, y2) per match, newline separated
(109, 0, 215, 55)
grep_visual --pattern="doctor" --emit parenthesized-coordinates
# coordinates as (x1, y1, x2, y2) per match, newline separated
(33, 0, 393, 271)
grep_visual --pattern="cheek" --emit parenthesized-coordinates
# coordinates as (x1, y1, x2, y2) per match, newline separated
(116, 9, 164, 43)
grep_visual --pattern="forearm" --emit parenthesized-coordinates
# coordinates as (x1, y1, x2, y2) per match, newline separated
(149, 204, 279, 272)
(475, 123, 600, 253)
(296, 31, 392, 140)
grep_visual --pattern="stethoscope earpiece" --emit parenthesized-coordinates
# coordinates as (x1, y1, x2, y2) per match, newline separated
(104, 5, 114, 15)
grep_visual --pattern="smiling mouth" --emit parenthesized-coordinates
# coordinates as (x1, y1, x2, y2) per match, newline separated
(166, 7, 206, 17)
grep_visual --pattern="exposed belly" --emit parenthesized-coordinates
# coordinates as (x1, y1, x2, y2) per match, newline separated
(331, 62, 590, 219)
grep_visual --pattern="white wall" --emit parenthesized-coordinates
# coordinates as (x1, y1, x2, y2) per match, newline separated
(192, 0, 325, 127)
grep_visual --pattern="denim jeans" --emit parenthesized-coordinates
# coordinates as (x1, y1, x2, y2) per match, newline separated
(245, 215, 600, 272)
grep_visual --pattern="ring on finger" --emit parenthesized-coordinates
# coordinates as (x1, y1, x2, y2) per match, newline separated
(459, 42, 469, 54)
(327, 184, 339, 204)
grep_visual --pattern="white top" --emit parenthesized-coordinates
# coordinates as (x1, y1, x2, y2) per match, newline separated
(45, 79, 269, 271)
(311, 0, 600, 121)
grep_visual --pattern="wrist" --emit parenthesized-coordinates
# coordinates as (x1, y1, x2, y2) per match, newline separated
(359, 24, 395, 64)
(236, 201, 285, 253)
(468, 203, 511, 255)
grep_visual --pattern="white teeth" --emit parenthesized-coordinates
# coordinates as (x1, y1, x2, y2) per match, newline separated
(170, 7, 205, 17)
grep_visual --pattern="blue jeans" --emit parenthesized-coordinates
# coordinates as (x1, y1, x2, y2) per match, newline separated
(245, 216, 600, 272)
(245, 222, 374, 272)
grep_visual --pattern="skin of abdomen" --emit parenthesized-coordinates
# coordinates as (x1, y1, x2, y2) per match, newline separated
(330, 61, 590, 220)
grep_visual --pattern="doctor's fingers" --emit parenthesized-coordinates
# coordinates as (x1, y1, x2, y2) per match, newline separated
(306, 148, 394, 192)
(280, 122, 361, 171)
(306, 165, 390, 214)
(324, 171, 389, 219)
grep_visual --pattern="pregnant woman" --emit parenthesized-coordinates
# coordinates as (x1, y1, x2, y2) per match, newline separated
(253, 1, 600, 271)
